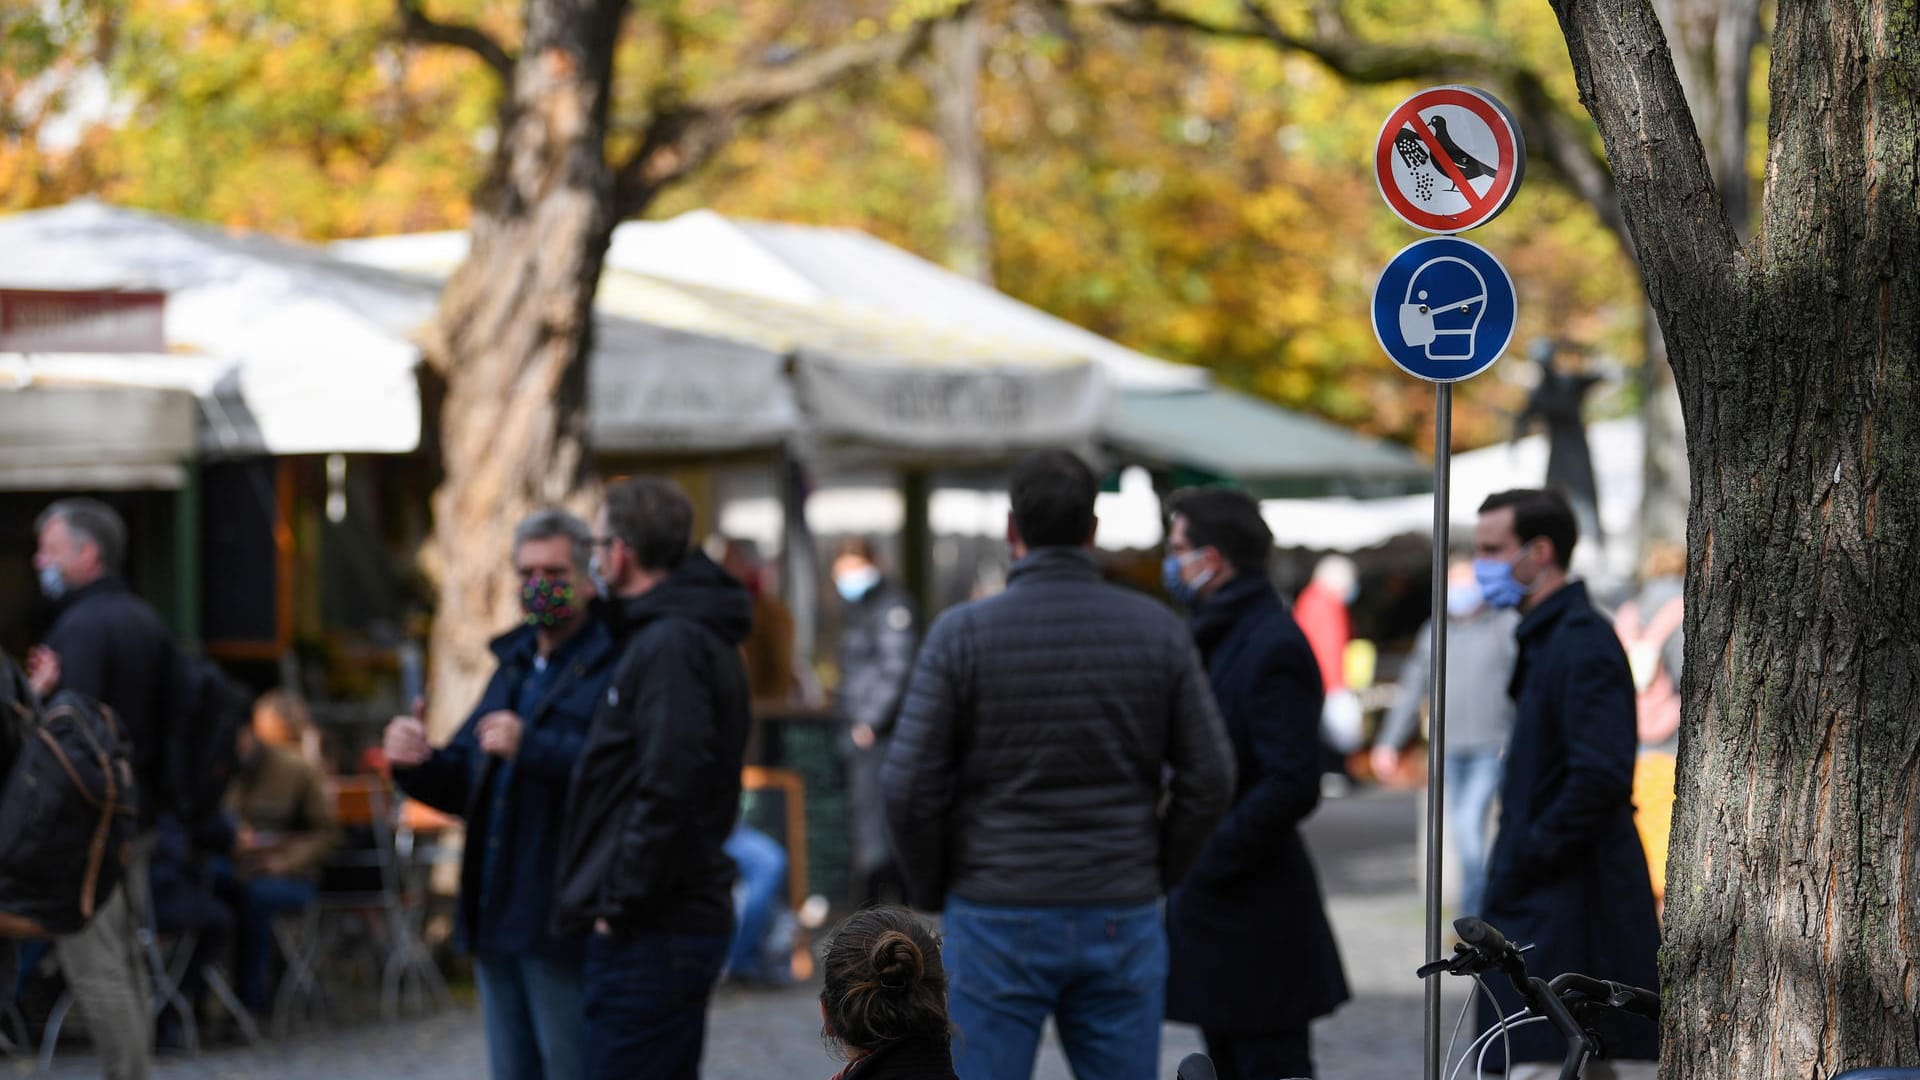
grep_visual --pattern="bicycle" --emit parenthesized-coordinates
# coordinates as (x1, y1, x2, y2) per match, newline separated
(1173, 915, 1660, 1080)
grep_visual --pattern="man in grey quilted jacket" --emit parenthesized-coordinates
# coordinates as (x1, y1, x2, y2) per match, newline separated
(883, 448, 1236, 1080)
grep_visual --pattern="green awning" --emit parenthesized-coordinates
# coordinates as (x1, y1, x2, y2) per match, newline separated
(1106, 386, 1432, 499)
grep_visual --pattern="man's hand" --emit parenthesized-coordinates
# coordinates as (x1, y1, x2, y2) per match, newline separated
(1370, 745, 1404, 785)
(383, 698, 432, 769)
(851, 722, 877, 751)
(25, 646, 59, 700)
(477, 711, 524, 760)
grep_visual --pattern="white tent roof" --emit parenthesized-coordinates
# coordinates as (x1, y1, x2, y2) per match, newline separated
(335, 209, 1207, 394)
(0, 201, 430, 456)
(1260, 416, 1644, 580)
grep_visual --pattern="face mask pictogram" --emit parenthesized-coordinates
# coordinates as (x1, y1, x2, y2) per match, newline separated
(1398, 256, 1488, 360)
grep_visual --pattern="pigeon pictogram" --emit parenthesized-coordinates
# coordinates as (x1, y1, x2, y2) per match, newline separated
(1425, 115, 1495, 192)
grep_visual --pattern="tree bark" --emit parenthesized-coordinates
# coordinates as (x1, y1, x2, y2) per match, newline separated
(417, 0, 625, 737)
(928, 4, 994, 284)
(1548, 2, 1920, 1078)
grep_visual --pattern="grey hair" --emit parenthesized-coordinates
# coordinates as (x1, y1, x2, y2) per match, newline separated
(512, 508, 593, 575)
(37, 498, 127, 574)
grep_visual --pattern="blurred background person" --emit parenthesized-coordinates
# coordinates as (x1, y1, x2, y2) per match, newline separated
(219, 699, 340, 1016)
(1371, 560, 1519, 920)
(1614, 540, 1686, 916)
(831, 537, 918, 906)
(1295, 554, 1363, 793)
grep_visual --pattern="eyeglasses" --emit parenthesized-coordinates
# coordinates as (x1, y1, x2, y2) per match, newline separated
(589, 536, 616, 550)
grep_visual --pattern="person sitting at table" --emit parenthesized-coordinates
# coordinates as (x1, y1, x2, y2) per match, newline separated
(216, 694, 340, 1015)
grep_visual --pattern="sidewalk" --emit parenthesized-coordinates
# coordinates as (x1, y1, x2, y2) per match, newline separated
(32, 788, 1461, 1080)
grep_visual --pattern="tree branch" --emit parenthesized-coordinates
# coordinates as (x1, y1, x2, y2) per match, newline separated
(614, 13, 952, 216)
(1060, 0, 1633, 252)
(1545, 0, 1740, 341)
(396, 0, 515, 83)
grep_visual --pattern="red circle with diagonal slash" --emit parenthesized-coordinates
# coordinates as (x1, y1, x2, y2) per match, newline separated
(1374, 86, 1525, 234)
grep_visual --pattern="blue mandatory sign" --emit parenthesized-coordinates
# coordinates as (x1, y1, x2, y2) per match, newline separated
(1371, 236, 1516, 383)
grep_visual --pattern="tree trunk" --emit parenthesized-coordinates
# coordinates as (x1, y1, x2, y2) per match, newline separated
(1549, 1, 1920, 1077)
(418, 0, 625, 738)
(928, 4, 993, 284)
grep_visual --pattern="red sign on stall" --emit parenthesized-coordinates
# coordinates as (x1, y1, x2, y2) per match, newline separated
(0, 289, 167, 353)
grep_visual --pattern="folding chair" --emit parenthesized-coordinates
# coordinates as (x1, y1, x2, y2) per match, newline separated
(289, 778, 448, 1031)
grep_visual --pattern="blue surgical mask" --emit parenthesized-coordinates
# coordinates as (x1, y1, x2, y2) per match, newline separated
(37, 564, 66, 601)
(1162, 552, 1214, 607)
(835, 566, 881, 604)
(1445, 580, 1484, 618)
(1473, 557, 1531, 610)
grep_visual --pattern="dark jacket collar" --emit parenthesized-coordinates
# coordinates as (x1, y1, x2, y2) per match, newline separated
(1007, 546, 1098, 586)
(488, 616, 611, 668)
(602, 550, 753, 646)
(1516, 579, 1592, 642)
(1190, 574, 1279, 649)
(839, 1035, 958, 1079)
(56, 574, 126, 613)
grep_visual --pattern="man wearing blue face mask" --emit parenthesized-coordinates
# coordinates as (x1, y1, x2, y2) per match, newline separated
(1372, 559, 1519, 921)
(1161, 488, 1348, 1079)
(1471, 489, 1659, 1080)
(385, 508, 615, 1080)
(831, 537, 918, 906)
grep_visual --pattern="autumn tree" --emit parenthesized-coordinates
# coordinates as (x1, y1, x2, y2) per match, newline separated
(398, 0, 960, 731)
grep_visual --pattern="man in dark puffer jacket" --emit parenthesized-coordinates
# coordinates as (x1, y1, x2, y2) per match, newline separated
(883, 449, 1236, 1080)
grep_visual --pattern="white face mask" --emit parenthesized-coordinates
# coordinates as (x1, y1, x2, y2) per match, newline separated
(38, 564, 67, 601)
(835, 566, 881, 604)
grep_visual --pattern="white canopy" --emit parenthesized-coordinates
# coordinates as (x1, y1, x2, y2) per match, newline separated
(0, 201, 430, 457)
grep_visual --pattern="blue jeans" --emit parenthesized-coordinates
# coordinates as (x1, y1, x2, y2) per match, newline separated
(581, 929, 731, 1080)
(476, 948, 586, 1080)
(724, 825, 789, 983)
(944, 897, 1167, 1080)
(234, 876, 316, 1013)
(1446, 748, 1505, 920)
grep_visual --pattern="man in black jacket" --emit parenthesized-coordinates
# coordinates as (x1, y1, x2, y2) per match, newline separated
(29, 498, 166, 1080)
(883, 449, 1235, 1080)
(1161, 488, 1349, 1079)
(552, 479, 752, 1080)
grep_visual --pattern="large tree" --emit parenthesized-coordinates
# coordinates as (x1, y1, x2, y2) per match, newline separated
(1550, 1, 1919, 1075)
(401, 0, 957, 732)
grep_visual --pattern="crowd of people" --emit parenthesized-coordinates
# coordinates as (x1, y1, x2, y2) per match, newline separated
(0, 451, 1675, 1080)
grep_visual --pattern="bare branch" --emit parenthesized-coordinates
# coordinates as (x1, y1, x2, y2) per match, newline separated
(396, 0, 515, 83)
(615, 14, 950, 216)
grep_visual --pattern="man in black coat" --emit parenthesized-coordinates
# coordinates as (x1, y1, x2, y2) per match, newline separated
(551, 479, 753, 1080)
(1472, 489, 1660, 1079)
(884, 449, 1235, 1080)
(29, 498, 169, 1080)
(1162, 488, 1349, 1080)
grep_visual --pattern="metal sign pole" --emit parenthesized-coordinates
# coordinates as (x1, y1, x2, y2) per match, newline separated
(1423, 381, 1453, 1080)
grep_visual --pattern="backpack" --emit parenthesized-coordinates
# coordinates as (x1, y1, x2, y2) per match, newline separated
(0, 687, 140, 938)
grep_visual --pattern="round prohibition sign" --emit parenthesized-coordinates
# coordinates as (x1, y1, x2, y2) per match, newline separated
(1374, 86, 1526, 234)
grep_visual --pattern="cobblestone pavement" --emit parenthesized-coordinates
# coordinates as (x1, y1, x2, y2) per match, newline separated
(25, 788, 1474, 1080)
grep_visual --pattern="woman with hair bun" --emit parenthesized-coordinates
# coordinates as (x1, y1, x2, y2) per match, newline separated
(822, 907, 958, 1080)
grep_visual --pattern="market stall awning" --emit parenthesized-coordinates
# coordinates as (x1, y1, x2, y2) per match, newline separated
(0, 201, 429, 457)
(1107, 386, 1431, 498)
(0, 376, 197, 490)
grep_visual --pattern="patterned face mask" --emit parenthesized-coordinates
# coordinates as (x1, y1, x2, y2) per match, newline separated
(520, 577, 577, 628)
